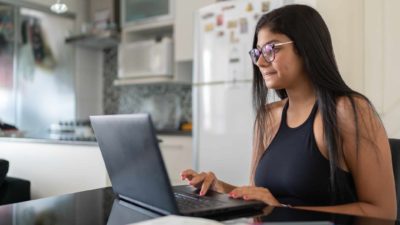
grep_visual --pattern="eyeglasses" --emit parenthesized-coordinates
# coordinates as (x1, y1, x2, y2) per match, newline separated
(249, 41, 293, 64)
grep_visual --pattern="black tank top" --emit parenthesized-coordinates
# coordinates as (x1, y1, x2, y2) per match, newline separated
(254, 101, 357, 206)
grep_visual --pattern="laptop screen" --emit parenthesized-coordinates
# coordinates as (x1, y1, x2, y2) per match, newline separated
(90, 114, 178, 215)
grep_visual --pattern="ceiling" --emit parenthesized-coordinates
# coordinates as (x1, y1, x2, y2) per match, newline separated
(26, 0, 77, 13)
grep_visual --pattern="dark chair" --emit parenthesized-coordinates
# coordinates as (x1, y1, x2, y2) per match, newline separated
(389, 138, 400, 220)
(0, 159, 31, 205)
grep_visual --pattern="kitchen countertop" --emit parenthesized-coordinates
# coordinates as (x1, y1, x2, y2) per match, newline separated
(0, 129, 191, 145)
(156, 129, 192, 136)
(0, 136, 99, 146)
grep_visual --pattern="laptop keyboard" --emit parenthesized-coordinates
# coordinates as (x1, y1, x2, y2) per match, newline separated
(174, 192, 223, 210)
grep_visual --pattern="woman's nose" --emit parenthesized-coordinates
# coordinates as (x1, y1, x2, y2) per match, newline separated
(256, 55, 269, 67)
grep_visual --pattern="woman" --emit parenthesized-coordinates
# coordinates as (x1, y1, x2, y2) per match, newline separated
(181, 4, 396, 220)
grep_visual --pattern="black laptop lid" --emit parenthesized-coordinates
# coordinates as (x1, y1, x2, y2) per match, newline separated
(90, 114, 178, 215)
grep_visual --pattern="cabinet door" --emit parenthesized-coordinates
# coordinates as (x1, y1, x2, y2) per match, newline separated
(158, 135, 192, 185)
(121, 0, 172, 27)
(174, 0, 216, 61)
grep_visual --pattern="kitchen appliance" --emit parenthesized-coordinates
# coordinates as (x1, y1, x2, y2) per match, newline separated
(193, 0, 312, 185)
(48, 120, 95, 141)
(118, 37, 173, 78)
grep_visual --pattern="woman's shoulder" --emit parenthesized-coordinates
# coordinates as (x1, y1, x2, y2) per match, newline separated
(336, 95, 374, 119)
(335, 95, 379, 134)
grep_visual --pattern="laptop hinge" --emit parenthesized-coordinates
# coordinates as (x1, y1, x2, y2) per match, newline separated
(119, 194, 173, 216)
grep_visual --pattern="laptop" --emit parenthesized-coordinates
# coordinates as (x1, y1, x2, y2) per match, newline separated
(90, 113, 265, 217)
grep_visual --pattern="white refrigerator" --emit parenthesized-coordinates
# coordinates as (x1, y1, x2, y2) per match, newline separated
(192, 0, 287, 186)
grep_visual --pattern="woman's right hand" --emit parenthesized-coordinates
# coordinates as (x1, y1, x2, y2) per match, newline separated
(180, 169, 223, 196)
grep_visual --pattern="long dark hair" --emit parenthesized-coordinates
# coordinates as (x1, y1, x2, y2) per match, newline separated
(251, 4, 373, 202)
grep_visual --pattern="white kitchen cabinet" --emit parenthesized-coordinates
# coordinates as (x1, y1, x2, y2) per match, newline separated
(158, 135, 193, 185)
(0, 140, 108, 199)
(0, 135, 192, 199)
(174, 0, 216, 61)
(120, 0, 173, 28)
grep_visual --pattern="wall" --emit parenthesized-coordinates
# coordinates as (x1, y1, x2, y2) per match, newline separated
(317, 0, 364, 93)
(364, 0, 400, 138)
(318, 0, 400, 138)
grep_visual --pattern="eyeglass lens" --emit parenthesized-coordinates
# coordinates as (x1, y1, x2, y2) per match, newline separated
(250, 49, 261, 64)
(249, 44, 275, 64)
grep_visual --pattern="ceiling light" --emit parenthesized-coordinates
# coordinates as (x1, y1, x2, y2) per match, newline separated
(50, 0, 68, 14)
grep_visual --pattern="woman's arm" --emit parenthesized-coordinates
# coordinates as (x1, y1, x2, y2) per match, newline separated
(298, 96, 396, 220)
(296, 202, 394, 219)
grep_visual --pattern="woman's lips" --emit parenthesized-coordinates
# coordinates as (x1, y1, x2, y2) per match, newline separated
(263, 71, 277, 77)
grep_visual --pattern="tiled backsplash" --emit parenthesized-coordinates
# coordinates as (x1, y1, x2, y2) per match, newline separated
(102, 48, 192, 130)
